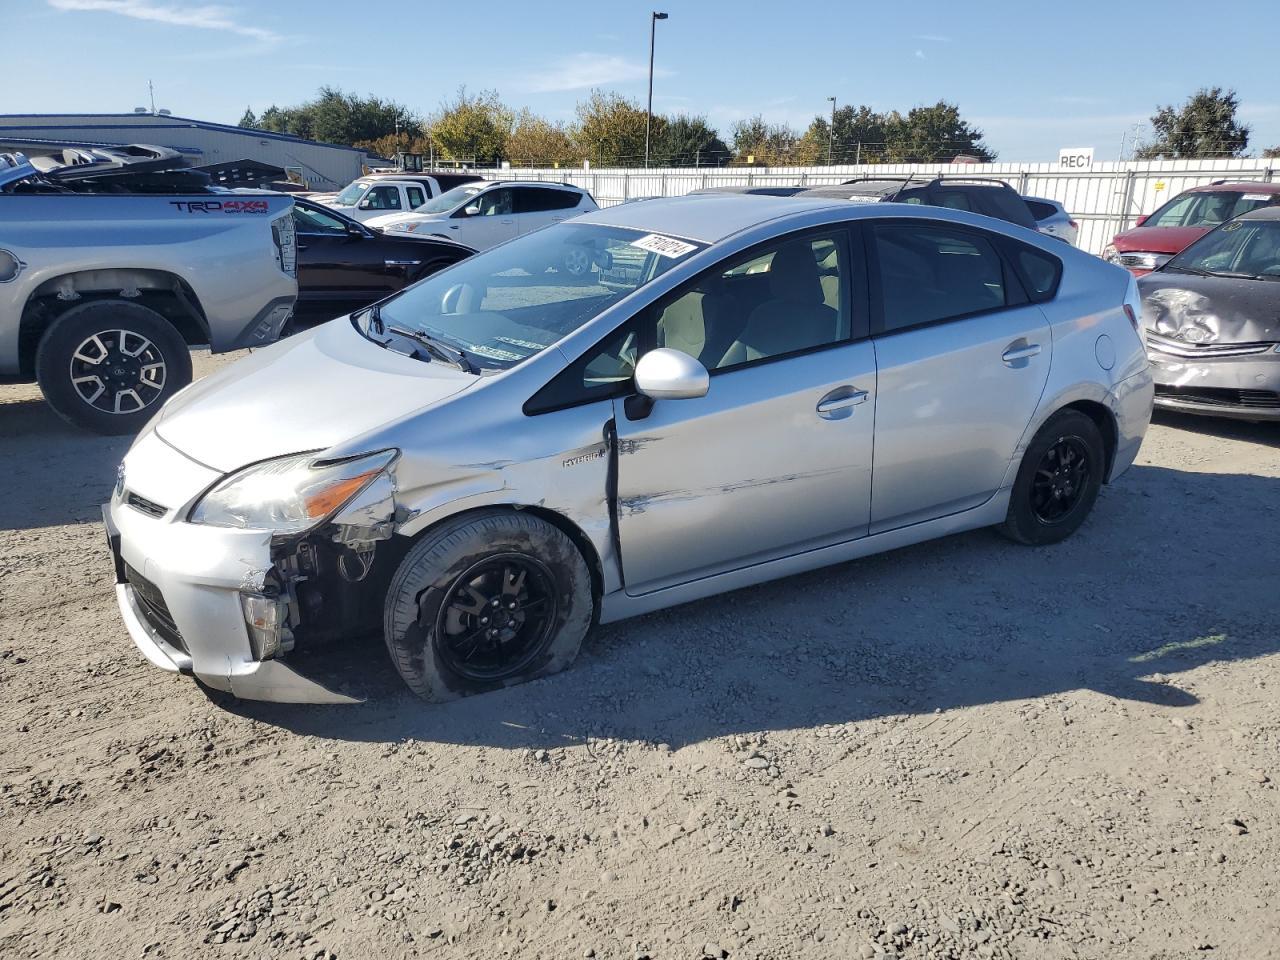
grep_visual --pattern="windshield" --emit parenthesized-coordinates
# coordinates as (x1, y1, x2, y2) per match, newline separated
(366, 222, 703, 369)
(1166, 218, 1280, 279)
(333, 181, 369, 207)
(419, 184, 485, 215)
(1145, 190, 1279, 229)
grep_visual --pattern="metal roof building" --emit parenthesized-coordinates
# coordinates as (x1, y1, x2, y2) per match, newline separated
(0, 113, 379, 189)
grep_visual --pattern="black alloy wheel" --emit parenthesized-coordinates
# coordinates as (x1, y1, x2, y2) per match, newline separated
(1030, 435, 1091, 524)
(434, 554, 560, 682)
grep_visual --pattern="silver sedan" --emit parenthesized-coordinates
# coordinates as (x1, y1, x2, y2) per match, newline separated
(104, 195, 1153, 703)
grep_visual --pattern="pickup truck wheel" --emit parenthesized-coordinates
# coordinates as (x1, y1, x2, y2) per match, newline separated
(383, 510, 594, 702)
(35, 299, 192, 435)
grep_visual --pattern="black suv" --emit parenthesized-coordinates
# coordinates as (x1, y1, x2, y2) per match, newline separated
(800, 177, 1038, 230)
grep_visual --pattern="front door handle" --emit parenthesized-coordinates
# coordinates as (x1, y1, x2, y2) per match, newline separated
(1002, 342, 1042, 364)
(816, 388, 869, 418)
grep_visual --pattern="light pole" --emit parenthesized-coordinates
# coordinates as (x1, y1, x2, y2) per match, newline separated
(827, 96, 836, 164)
(645, 11, 668, 168)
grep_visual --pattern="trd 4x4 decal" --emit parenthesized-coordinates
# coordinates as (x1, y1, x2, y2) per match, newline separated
(169, 200, 270, 214)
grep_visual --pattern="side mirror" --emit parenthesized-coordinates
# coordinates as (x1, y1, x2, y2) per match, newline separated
(345, 221, 365, 238)
(463, 204, 481, 217)
(634, 348, 709, 400)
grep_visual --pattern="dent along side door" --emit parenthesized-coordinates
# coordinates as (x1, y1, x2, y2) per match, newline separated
(611, 228, 877, 595)
(865, 219, 1057, 533)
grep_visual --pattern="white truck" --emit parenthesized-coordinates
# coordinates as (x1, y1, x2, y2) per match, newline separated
(0, 145, 297, 434)
(313, 171, 482, 223)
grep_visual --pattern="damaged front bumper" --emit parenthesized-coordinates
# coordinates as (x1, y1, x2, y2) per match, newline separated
(102, 432, 380, 704)
(1148, 340, 1280, 421)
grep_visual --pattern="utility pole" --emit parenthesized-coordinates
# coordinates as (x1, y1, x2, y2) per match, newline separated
(148, 80, 156, 115)
(645, 11, 668, 168)
(827, 96, 836, 164)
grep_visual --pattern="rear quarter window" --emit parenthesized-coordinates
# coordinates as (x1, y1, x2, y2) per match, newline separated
(1010, 244, 1063, 302)
(1026, 200, 1057, 220)
(975, 189, 1037, 229)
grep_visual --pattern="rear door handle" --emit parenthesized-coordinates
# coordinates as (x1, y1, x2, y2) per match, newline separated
(1002, 343, 1042, 364)
(816, 389, 869, 418)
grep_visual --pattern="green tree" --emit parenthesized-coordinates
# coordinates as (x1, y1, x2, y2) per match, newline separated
(429, 87, 512, 164)
(729, 115, 802, 165)
(1136, 87, 1250, 159)
(653, 114, 730, 166)
(238, 107, 258, 128)
(250, 88, 416, 146)
(1265, 145, 1280, 159)
(506, 110, 579, 166)
(883, 102, 993, 163)
(573, 90, 656, 166)
(800, 105, 889, 164)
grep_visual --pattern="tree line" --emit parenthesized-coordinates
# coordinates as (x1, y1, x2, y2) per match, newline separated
(239, 86, 993, 167)
(239, 86, 1277, 168)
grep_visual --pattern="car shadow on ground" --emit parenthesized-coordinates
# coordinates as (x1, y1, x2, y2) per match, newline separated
(226, 463, 1279, 751)
(1152, 408, 1280, 447)
(0, 397, 129, 530)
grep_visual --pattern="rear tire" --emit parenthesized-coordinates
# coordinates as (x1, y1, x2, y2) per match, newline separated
(35, 299, 191, 435)
(383, 510, 594, 702)
(998, 409, 1105, 546)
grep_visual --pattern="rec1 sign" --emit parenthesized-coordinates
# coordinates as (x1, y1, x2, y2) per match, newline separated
(1058, 147, 1094, 170)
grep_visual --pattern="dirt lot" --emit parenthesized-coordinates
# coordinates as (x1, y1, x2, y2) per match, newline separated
(2, 350, 1278, 960)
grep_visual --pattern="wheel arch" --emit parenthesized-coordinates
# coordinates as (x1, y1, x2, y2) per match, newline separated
(1060, 398, 1119, 482)
(397, 502, 606, 609)
(20, 268, 210, 376)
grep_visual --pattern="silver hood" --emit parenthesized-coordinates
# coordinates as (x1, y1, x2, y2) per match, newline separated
(154, 318, 476, 473)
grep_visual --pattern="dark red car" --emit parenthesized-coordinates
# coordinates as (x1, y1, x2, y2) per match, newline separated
(1105, 181, 1280, 275)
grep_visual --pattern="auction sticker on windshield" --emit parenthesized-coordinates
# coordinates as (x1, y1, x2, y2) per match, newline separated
(631, 234, 698, 258)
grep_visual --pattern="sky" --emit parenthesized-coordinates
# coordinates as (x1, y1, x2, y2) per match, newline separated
(3, 0, 1279, 163)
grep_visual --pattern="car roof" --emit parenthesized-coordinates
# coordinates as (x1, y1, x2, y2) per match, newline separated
(576, 194, 853, 243)
(1185, 180, 1280, 195)
(478, 180, 583, 190)
(1236, 204, 1280, 221)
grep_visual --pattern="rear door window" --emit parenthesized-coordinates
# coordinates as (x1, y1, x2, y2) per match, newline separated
(873, 223, 1009, 333)
(515, 187, 582, 213)
(406, 186, 426, 209)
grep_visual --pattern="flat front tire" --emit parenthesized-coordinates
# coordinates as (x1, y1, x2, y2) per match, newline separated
(383, 510, 594, 702)
(999, 409, 1106, 546)
(34, 299, 191, 435)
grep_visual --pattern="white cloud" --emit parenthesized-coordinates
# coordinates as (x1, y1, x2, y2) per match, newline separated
(526, 53, 670, 93)
(47, 0, 278, 44)
(914, 49, 926, 60)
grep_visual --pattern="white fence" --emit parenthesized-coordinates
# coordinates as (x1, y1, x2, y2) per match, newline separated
(477, 158, 1279, 255)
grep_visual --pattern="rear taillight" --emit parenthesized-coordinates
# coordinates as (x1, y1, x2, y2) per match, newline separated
(1123, 304, 1138, 330)
(1069, 219, 1078, 229)
(271, 210, 297, 278)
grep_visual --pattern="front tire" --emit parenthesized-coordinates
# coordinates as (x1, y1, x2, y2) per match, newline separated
(998, 409, 1105, 546)
(35, 300, 192, 435)
(383, 510, 594, 702)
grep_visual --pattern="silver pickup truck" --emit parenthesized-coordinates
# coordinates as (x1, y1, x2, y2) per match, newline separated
(1, 145, 297, 434)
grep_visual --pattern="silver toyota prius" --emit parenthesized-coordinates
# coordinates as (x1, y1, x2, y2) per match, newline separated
(104, 195, 1153, 704)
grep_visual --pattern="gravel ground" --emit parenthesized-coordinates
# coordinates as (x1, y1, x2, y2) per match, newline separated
(2, 349, 1278, 960)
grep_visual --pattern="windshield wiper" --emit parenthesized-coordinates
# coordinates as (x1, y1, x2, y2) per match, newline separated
(387, 324, 477, 374)
(1163, 264, 1212, 277)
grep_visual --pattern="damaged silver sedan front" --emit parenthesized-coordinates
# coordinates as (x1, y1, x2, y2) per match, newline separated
(105, 195, 1152, 704)
(1140, 204, 1280, 421)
